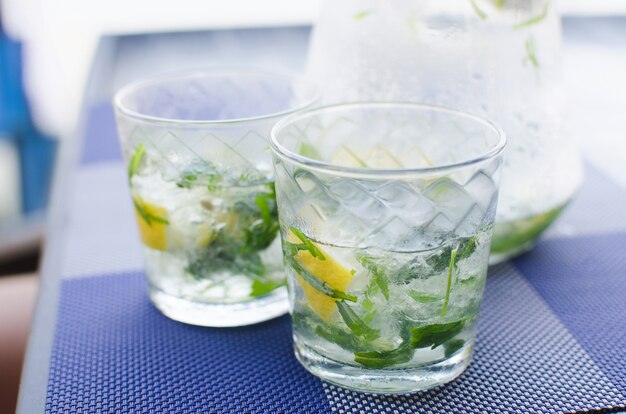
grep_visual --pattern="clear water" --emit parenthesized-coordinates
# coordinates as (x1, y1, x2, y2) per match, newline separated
(132, 167, 284, 304)
(287, 229, 490, 371)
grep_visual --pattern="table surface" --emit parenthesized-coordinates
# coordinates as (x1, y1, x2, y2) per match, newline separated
(18, 17, 626, 413)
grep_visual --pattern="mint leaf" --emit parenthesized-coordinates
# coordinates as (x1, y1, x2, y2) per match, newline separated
(354, 320, 467, 368)
(426, 236, 476, 273)
(176, 162, 222, 189)
(457, 236, 477, 260)
(441, 247, 457, 316)
(361, 296, 375, 312)
(354, 10, 372, 21)
(256, 193, 272, 226)
(356, 253, 389, 301)
(133, 198, 169, 227)
(524, 36, 540, 70)
(443, 339, 465, 358)
(186, 240, 265, 281)
(288, 257, 357, 302)
(410, 320, 466, 349)
(513, 2, 549, 30)
(407, 291, 441, 303)
(128, 144, 145, 183)
(251, 278, 284, 298)
(287, 227, 325, 260)
(354, 343, 414, 369)
(336, 300, 379, 341)
(292, 308, 367, 352)
(238, 183, 280, 253)
(299, 142, 322, 159)
(469, 0, 488, 20)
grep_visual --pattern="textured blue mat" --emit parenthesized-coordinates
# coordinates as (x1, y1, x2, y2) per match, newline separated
(45, 272, 330, 413)
(515, 233, 626, 393)
(45, 262, 625, 413)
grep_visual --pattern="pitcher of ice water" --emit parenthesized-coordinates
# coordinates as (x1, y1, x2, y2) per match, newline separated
(306, 0, 582, 262)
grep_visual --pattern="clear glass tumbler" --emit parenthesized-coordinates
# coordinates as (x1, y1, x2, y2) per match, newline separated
(114, 70, 318, 327)
(271, 103, 505, 393)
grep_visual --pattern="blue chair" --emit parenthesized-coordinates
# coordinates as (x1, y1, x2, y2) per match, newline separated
(1, 18, 56, 215)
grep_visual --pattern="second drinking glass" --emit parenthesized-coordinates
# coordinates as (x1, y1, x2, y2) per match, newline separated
(114, 70, 318, 327)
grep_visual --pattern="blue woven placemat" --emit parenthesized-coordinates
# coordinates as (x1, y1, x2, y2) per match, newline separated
(45, 273, 330, 413)
(45, 255, 625, 413)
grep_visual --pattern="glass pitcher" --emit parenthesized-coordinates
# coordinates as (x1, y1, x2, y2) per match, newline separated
(306, 0, 582, 262)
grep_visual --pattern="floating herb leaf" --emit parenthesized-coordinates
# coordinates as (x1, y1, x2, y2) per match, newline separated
(524, 36, 540, 70)
(176, 162, 222, 189)
(288, 257, 357, 302)
(407, 291, 441, 303)
(361, 296, 375, 312)
(128, 144, 145, 183)
(443, 339, 465, 358)
(286, 227, 326, 260)
(360, 296, 378, 324)
(513, 2, 549, 30)
(469, 0, 488, 20)
(133, 197, 169, 227)
(441, 248, 458, 316)
(352, 320, 467, 368)
(238, 184, 280, 253)
(186, 236, 265, 281)
(356, 253, 389, 301)
(410, 320, 466, 349)
(354, 10, 372, 21)
(354, 343, 414, 369)
(336, 300, 379, 341)
(457, 275, 480, 288)
(251, 278, 285, 298)
(293, 310, 366, 352)
(459, 236, 477, 259)
(185, 183, 280, 282)
(299, 142, 323, 159)
(425, 236, 477, 274)
(361, 309, 377, 325)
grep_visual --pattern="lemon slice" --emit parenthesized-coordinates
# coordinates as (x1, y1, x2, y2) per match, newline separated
(287, 230, 355, 320)
(133, 195, 169, 251)
(196, 208, 238, 249)
(197, 225, 216, 248)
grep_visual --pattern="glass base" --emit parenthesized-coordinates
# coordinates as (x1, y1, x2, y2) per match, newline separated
(149, 286, 289, 327)
(293, 337, 473, 395)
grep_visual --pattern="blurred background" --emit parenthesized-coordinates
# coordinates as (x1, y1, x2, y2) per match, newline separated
(1, 0, 625, 412)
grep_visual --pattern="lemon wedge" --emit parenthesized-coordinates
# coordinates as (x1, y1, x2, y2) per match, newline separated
(287, 230, 355, 320)
(133, 195, 169, 251)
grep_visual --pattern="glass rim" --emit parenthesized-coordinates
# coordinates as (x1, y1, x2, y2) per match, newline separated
(113, 68, 321, 126)
(270, 102, 507, 179)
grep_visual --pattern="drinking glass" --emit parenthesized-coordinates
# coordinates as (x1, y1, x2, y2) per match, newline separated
(114, 70, 318, 326)
(271, 103, 505, 393)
